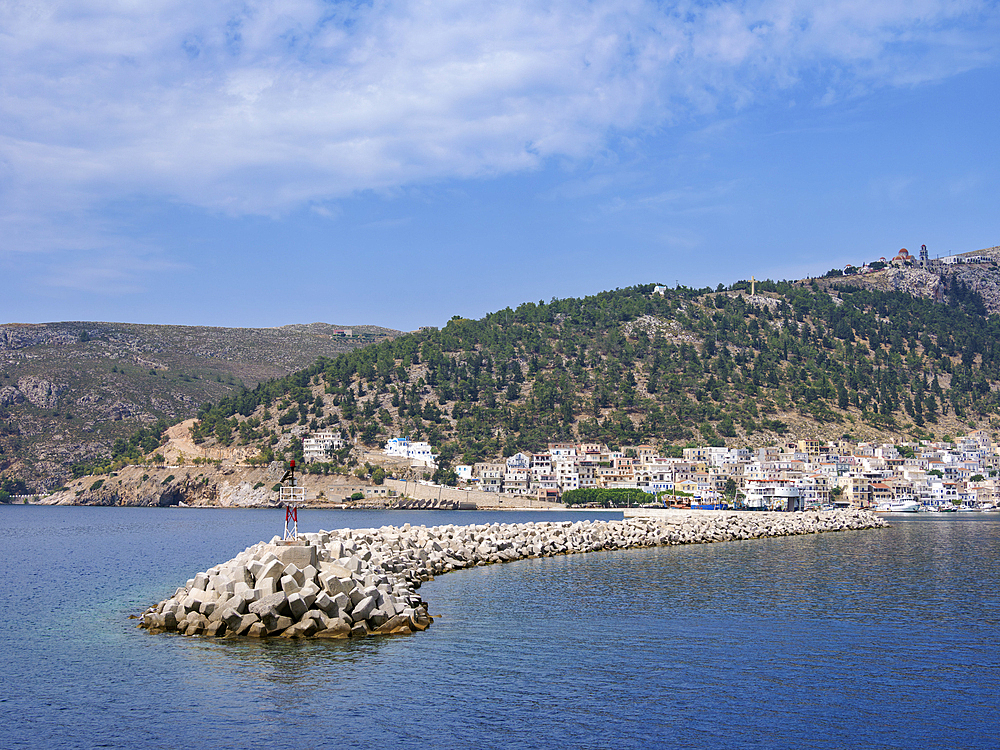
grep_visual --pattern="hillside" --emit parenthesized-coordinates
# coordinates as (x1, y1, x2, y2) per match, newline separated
(173, 278, 1000, 489)
(0, 321, 399, 489)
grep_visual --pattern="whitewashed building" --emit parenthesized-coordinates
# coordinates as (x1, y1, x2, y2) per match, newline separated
(384, 437, 437, 467)
(303, 431, 345, 463)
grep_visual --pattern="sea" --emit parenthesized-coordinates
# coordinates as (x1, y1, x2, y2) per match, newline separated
(1, 506, 997, 749)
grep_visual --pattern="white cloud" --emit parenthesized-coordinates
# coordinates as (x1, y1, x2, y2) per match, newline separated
(0, 0, 996, 249)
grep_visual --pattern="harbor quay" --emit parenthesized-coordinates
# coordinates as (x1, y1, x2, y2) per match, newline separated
(139, 509, 886, 640)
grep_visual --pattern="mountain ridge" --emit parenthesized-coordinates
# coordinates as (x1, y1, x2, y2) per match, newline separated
(0, 320, 401, 489)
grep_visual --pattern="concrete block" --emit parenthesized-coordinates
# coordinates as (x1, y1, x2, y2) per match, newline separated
(263, 614, 293, 634)
(282, 564, 305, 587)
(255, 578, 278, 598)
(287, 592, 309, 620)
(222, 609, 244, 633)
(280, 575, 301, 596)
(322, 575, 356, 599)
(192, 572, 210, 591)
(351, 595, 376, 622)
(275, 615, 292, 632)
(332, 592, 350, 612)
(317, 613, 336, 630)
(280, 619, 318, 638)
(271, 543, 318, 569)
(316, 619, 352, 639)
(319, 562, 352, 579)
(349, 622, 369, 638)
(214, 577, 236, 598)
(233, 582, 253, 599)
(316, 627, 349, 639)
(301, 608, 323, 622)
(376, 614, 409, 634)
(313, 591, 335, 615)
(247, 622, 267, 638)
(256, 559, 283, 583)
(302, 564, 318, 584)
(232, 613, 257, 635)
(249, 592, 288, 618)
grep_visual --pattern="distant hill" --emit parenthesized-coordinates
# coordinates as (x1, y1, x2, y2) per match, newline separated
(0, 321, 400, 489)
(172, 275, 1000, 490)
(11, 245, 1000, 497)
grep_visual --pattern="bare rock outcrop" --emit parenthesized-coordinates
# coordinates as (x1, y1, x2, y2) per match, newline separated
(0, 386, 24, 406)
(16, 377, 66, 409)
(218, 481, 274, 508)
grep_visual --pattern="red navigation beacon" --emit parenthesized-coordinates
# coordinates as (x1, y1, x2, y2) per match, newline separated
(280, 459, 304, 540)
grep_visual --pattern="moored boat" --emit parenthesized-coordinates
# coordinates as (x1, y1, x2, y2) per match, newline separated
(876, 499, 920, 513)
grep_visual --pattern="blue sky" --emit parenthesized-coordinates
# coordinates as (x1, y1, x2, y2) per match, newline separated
(2, 1, 999, 331)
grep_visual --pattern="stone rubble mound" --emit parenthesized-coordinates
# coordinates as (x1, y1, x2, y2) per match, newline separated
(139, 509, 886, 640)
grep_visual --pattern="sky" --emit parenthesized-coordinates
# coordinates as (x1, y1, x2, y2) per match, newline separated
(2, 1, 1000, 332)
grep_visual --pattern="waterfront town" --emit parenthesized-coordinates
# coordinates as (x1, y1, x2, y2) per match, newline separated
(309, 430, 1000, 511)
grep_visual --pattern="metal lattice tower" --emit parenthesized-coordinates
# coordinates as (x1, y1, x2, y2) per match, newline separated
(279, 459, 305, 540)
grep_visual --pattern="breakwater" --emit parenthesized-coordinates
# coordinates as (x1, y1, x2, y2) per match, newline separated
(139, 509, 886, 639)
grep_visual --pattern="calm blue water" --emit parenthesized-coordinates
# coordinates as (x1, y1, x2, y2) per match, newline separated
(1, 507, 997, 749)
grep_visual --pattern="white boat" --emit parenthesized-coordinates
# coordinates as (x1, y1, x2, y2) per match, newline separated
(876, 499, 920, 513)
